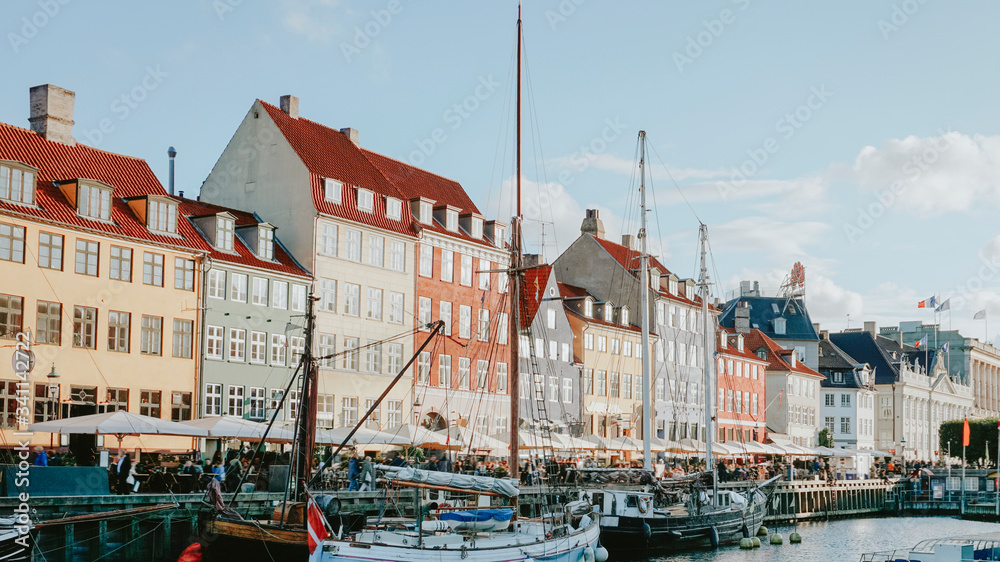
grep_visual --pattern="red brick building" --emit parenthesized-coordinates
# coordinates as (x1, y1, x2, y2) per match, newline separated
(715, 330, 769, 444)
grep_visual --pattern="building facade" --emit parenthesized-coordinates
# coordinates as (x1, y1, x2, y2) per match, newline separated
(720, 283, 821, 370)
(817, 334, 876, 473)
(715, 331, 769, 444)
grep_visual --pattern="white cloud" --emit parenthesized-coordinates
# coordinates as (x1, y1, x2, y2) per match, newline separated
(852, 131, 1000, 217)
(549, 152, 729, 183)
(722, 267, 863, 331)
(709, 216, 829, 260)
(279, 0, 346, 43)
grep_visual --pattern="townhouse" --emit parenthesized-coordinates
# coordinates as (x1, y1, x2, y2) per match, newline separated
(715, 331, 769, 445)
(720, 282, 821, 370)
(816, 332, 876, 475)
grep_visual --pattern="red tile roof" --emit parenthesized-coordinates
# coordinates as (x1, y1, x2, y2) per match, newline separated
(740, 328, 823, 378)
(563, 306, 654, 336)
(589, 234, 709, 308)
(519, 265, 552, 329)
(259, 101, 416, 238)
(717, 333, 770, 363)
(557, 282, 593, 300)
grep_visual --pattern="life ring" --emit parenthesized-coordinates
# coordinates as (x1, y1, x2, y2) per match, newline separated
(438, 502, 452, 510)
(638, 496, 652, 514)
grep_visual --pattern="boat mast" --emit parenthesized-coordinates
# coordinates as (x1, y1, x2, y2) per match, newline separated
(508, 4, 523, 482)
(638, 131, 652, 471)
(698, 224, 717, 504)
(294, 290, 318, 501)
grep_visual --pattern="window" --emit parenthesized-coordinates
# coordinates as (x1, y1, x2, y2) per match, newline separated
(420, 244, 433, 277)
(247, 387, 266, 421)
(106, 388, 128, 413)
(752, 393, 758, 415)
(597, 336, 607, 352)
(357, 189, 374, 213)
(227, 385, 245, 417)
(357, 231, 383, 267)
(841, 393, 852, 407)
(341, 397, 358, 427)
(35, 301, 60, 345)
(324, 178, 342, 204)
(419, 201, 432, 224)
(140, 316, 162, 355)
(584, 333, 593, 350)
(72, 305, 95, 348)
(140, 390, 161, 418)
(171, 391, 191, 421)
(439, 301, 452, 335)
(105, 246, 133, 283)
(386, 198, 402, 221)
(604, 305, 612, 322)
(498, 313, 509, 345)
(268, 389, 285, 416)
(366, 342, 381, 373)
(440, 249, 453, 282)
(148, 199, 177, 233)
(825, 416, 835, 432)
(478, 309, 490, 341)
(549, 340, 557, 360)
(584, 369, 593, 394)
(257, 227, 274, 259)
(365, 398, 380, 429)
(319, 278, 337, 312)
(320, 223, 338, 256)
(0, 164, 35, 205)
(841, 417, 851, 434)
(418, 296, 432, 328)
(387, 343, 403, 374)
(727, 389, 733, 411)
(389, 292, 404, 324)
(33, 383, 58, 423)
(479, 259, 491, 290)
(290, 336, 305, 366)
(228, 328, 246, 361)
(367, 288, 383, 320)
(656, 378, 665, 401)
(270, 334, 286, 366)
(174, 258, 195, 291)
(206, 326, 223, 359)
(345, 229, 361, 261)
(107, 311, 130, 352)
(78, 183, 111, 221)
(287, 390, 299, 421)
(417, 352, 431, 385)
(291, 285, 307, 312)
(140, 252, 163, 286)
(342, 337, 359, 370)
(497, 362, 508, 393)
(216, 216, 234, 250)
(318, 333, 335, 368)
(387, 400, 402, 428)
(343, 283, 360, 316)
(623, 340, 632, 357)
(74, 239, 98, 276)
(596, 371, 607, 396)
(251, 277, 268, 305)
(438, 355, 452, 387)
(272, 280, 288, 309)
(460, 254, 473, 286)
(227, 273, 248, 302)
(38, 232, 62, 270)
(389, 240, 405, 272)
(825, 393, 835, 407)
(735, 390, 742, 413)
(458, 358, 471, 390)
(249, 331, 266, 363)
(498, 270, 509, 293)
(622, 373, 632, 399)
(610, 338, 619, 354)
(205, 270, 225, 300)
(317, 394, 334, 428)
(477, 360, 489, 389)
(609, 372, 619, 398)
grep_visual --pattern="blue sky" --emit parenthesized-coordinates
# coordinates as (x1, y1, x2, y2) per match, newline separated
(3, 0, 998, 342)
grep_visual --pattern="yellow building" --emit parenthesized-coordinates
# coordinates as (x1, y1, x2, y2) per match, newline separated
(0, 85, 207, 460)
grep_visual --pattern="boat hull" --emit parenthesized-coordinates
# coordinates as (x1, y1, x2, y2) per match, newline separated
(200, 517, 308, 561)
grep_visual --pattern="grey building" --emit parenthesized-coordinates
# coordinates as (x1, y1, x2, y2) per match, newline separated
(720, 283, 820, 370)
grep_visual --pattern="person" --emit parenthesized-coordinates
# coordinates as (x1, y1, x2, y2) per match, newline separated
(437, 454, 451, 473)
(360, 456, 375, 491)
(211, 459, 225, 483)
(389, 452, 406, 467)
(115, 453, 132, 495)
(33, 446, 48, 467)
(225, 456, 243, 493)
(347, 452, 361, 491)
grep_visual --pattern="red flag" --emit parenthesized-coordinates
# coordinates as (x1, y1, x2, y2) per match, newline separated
(307, 493, 330, 554)
(963, 418, 971, 447)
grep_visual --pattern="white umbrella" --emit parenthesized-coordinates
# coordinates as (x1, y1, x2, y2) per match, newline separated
(607, 436, 643, 451)
(391, 423, 450, 447)
(437, 426, 508, 451)
(581, 434, 610, 450)
(326, 426, 411, 446)
(181, 416, 296, 441)
(29, 410, 208, 454)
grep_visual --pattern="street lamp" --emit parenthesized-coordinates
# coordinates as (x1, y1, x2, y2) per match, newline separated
(900, 437, 907, 473)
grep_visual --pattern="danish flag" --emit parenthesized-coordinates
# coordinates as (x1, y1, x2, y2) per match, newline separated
(307, 491, 330, 554)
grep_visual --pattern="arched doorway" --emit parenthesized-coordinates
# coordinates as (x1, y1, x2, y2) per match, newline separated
(421, 411, 447, 431)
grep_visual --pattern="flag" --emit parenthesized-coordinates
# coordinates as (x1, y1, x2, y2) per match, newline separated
(915, 335, 927, 349)
(963, 418, 971, 447)
(918, 296, 937, 309)
(975, 309, 988, 320)
(941, 342, 949, 353)
(307, 492, 330, 554)
(935, 298, 951, 313)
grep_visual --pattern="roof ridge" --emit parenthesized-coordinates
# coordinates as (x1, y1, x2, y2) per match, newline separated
(0, 121, 150, 163)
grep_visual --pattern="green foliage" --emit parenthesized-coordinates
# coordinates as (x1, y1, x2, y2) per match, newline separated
(818, 428, 834, 448)
(493, 466, 509, 478)
(398, 446, 426, 462)
(939, 418, 999, 465)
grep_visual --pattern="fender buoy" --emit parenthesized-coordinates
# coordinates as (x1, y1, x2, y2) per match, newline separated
(638, 496, 652, 514)
(709, 526, 720, 548)
(739, 538, 753, 549)
(751, 537, 761, 548)
(177, 543, 201, 562)
(580, 545, 595, 562)
(790, 532, 802, 543)
(642, 523, 652, 540)
(594, 545, 609, 562)
(770, 533, 783, 545)
(757, 525, 769, 537)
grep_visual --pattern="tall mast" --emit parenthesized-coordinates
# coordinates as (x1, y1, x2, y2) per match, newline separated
(295, 290, 317, 501)
(698, 224, 716, 504)
(508, 5, 523, 481)
(638, 131, 652, 471)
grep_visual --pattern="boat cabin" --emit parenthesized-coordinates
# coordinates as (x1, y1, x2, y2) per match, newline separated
(587, 490, 656, 519)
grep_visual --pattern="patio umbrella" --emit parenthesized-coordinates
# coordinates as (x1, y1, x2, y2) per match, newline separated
(390, 423, 450, 447)
(677, 438, 703, 453)
(607, 435, 643, 451)
(326, 426, 411, 446)
(580, 434, 610, 450)
(735, 441, 771, 455)
(181, 416, 296, 441)
(29, 410, 208, 454)
(436, 426, 506, 451)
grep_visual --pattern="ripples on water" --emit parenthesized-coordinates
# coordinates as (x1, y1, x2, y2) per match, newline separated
(651, 517, 1000, 562)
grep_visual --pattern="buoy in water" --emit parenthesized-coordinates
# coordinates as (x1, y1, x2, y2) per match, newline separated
(757, 525, 769, 537)
(739, 538, 754, 549)
(770, 533, 783, 545)
(594, 545, 609, 562)
(789, 532, 802, 543)
(751, 537, 761, 548)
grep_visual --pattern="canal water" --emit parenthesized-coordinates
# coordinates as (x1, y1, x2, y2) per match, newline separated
(654, 517, 1000, 562)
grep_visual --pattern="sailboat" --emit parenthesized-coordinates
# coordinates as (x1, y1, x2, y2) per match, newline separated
(308, 7, 603, 562)
(581, 132, 776, 557)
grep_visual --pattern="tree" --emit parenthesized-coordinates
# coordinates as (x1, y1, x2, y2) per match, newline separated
(940, 418, 999, 466)
(818, 427, 834, 448)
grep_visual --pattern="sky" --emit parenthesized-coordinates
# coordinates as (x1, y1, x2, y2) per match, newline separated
(2, 0, 999, 344)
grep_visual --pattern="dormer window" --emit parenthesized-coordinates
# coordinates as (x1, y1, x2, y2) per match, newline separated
(621, 308, 629, 326)
(147, 198, 177, 234)
(0, 162, 36, 205)
(420, 202, 433, 225)
(685, 285, 694, 301)
(216, 216, 235, 251)
(257, 226, 274, 260)
(386, 198, 402, 221)
(324, 178, 342, 204)
(736, 334, 744, 353)
(669, 279, 678, 295)
(471, 217, 483, 239)
(584, 298, 593, 317)
(756, 349, 767, 360)
(78, 182, 112, 221)
(604, 304, 613, 323)
(357, 188, 374, 213)
(446, 210, 458, 232)
(774, 317, 787, 335)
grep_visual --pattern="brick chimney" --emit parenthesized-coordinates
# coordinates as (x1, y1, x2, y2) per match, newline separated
(621, 234, 636, 250)
(581, 209, 605, 239)
(523, 254, 542, 268)
(279, 95, 299, 119)
(29, 84, 75, 146)
(340, 127, 359, 145)
(864, 321, 876, 337)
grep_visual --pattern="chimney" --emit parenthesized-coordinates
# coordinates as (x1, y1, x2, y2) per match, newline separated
(167, 146, 177, 196)
(581, 209, 605, 239)
(523, 254, 542, 268)
(340, 127, 359, 146)
(621, 234, 636, 250)
(812, 322, 821, 335)
(29, 84, 75, 146)
(753, 281, 760, 296)
(864, 321, 876, 337)
(820, 330, 829, 341)
(279, 95, 299, 119)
